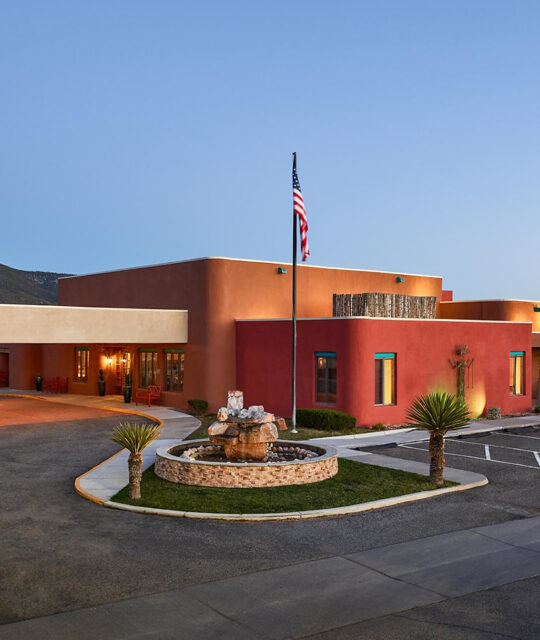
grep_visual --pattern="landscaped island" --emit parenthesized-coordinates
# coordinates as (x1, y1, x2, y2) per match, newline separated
(111, 458, 455, 514)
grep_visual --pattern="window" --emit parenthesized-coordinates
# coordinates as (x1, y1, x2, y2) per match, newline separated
(164, 349, 184, 392)
(315, 352, 337, 403)
(375, 353, 395, 405)
(75, 347, 89, 382)
(139, 349, 157, 388)
(509, 351, 524, 396)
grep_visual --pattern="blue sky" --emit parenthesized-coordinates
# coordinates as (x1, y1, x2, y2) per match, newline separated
(1, 1, 539, 299)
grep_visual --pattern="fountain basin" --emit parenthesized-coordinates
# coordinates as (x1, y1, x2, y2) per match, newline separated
(155, 440, 339, 488)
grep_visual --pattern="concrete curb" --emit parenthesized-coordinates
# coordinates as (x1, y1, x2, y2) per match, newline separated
(102, 469, 487, 521)
(312, 427, 414, 441)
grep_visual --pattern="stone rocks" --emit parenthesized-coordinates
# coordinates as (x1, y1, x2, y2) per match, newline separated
(275, 417, 287, 431)
(208, 391, 288, 461)
(227, 390, 243, 411)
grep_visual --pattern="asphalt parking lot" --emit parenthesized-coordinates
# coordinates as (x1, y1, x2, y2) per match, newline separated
(1, 414, 539, 638)
(363, 426, 540, 518)
(401, 427, 540, 470)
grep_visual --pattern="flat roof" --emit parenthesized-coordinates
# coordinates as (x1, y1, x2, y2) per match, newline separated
(59, 256, 442, 281)
(441, 299, 540, 304)
(236, 316, 532, 325)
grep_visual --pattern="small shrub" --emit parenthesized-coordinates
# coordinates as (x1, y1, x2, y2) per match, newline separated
(188, 399, 208, 415)
(296, 408, 356, 431)
(487, 407, 502, 420)
(534, 406, 540, 414)
(371, 423, 386, 431)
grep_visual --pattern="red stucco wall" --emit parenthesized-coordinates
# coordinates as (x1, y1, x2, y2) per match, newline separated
(58, 258, 442, 409)
(236, 318, 532, 425)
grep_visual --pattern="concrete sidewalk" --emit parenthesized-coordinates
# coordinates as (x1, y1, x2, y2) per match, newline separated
(310, 414, 540, 451)
(1, 516, 538, 639)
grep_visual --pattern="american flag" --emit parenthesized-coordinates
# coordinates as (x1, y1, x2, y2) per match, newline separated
(293, 163, 310, 261)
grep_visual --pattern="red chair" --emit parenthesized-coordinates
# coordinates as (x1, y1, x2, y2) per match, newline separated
(58, 377, 68, 393)
(135, 385, 162, 407)
(0, 370, 8, 387)
(43, 378, 59, 393)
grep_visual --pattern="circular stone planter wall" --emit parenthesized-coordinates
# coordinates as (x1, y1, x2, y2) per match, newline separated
(155, 440, 339, 488)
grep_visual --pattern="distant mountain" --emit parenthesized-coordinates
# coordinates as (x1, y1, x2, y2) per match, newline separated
(0, 264, 74, 304)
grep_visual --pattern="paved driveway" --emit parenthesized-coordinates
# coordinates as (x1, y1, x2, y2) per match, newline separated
(1, 416, 539, 637)
(0, 396, 123, 426)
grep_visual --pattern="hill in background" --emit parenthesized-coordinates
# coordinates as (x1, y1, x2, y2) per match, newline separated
(0, 264, 73, 304)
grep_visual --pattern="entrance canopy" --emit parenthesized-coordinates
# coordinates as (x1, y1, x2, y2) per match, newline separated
(0, 304, 188, 344)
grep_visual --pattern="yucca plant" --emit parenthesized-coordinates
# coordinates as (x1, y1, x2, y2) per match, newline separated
(406, 392, 471, 486)
(110, 422, 161, 499)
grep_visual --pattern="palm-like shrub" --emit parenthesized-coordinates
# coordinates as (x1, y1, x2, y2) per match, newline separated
(110, 422, 161, 499)
(406, 392, 470, 485)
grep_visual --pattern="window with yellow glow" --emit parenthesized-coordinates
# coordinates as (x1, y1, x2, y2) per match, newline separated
(315, 353, 337, 403)
(375, 353, 396, 405)
(164, 350, 184, 392)
(139, 349, 157, 388)
(75, 347, 89, 382)
(509, 351, 524, 395)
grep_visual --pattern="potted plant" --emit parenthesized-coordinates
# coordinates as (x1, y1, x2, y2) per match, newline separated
(123, 372, 132, 404)
(98, 369, 106, 396)
(34, 374, 43, 392)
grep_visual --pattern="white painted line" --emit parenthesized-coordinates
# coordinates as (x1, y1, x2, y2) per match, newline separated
(534, 452, 540, 467)
(398, 444, 540, 470)
(484, 445, 491, 460)
(497, 432, 540, 441)
(442, 439, 538, 454)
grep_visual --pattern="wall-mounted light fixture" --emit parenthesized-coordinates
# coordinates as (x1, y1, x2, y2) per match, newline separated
(277, 267, 288, 274)
(534, 306, 540, 313)
(107, 357, 113, 366)
(396, 276, 405, 283)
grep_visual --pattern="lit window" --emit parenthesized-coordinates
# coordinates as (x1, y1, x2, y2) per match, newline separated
(75, 347, 89, 382)
(139, 349, 157, 388)
(509, 351, 524, 396)
(315, 352, 337, 403)
(375, 353, 396, 405)
(164, 350, 184, 392)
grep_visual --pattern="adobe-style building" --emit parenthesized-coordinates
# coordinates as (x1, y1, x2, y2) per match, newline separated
(0, 257, 538, 425)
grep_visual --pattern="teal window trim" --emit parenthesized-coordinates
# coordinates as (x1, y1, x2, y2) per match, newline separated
(375, 352, 395, 359)
(534, 307, 540, 312)
(315, 351, 337, 358)
(139, 348, 158, 353)
(163, 348, 185, 354)
(75, 346, 89, 351)
(510, 351, 525, 357)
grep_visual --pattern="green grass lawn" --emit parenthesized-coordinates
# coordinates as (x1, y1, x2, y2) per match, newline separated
(111, 459, 455, 514)
(184, 415, 373, 442)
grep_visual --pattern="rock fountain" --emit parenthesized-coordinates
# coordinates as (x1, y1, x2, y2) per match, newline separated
(155, 391, 338, 488)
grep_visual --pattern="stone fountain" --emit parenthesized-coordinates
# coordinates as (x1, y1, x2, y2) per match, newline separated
(155, 390, 338, 488)
(207, 390, 287, 460)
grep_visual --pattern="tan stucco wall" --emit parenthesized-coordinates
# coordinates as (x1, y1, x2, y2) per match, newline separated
(0, 305, 188, 344)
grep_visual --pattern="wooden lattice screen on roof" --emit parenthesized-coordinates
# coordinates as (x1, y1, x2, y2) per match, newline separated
(333, 293, 437, 319)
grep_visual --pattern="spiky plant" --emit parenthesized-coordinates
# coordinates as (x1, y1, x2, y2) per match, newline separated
(110, 422, 161, 499)
(406, 392, 471, 485)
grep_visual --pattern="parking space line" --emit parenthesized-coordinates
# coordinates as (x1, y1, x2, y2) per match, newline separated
(498, 432, 540, 441)
(398, 444, 540, 470)
(534, 452, 540, 467)
(484, 445, 491, 460)
(454, 439, 538, 454)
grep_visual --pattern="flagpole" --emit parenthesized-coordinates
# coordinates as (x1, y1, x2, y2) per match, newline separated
(291, 152, 298, 433)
